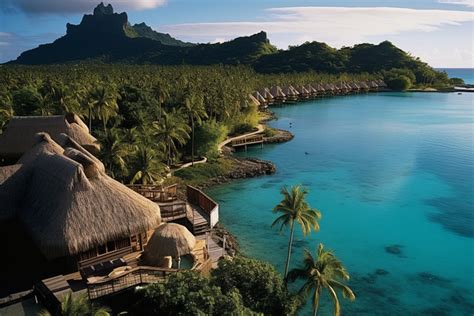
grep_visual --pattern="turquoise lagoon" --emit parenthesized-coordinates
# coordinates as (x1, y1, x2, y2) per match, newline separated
(208, 92, 474, 315)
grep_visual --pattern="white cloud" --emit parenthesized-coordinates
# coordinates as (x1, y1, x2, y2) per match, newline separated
(438, 0, 474, 7)
(2, 0, 167, 14)
(161, 6, 474, 49)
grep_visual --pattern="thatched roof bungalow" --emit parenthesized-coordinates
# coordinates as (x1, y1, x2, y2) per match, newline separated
(376, 79, 388, 88)
(258, 88, 274, 103)
(282, 86, 298, 101)
(0, 133, 161, 272)
(305, 84, 318, 97)
(296, 86, 310, 99)
(0, 114, 100, 162)
(249, 94, 261, 107)
(359, 82, 370, 90)
(270, 86, 286, 103)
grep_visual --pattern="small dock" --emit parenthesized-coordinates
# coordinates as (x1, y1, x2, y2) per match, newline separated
(231, 134, 264, 150)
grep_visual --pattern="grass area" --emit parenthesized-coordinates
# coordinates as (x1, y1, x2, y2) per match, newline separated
(173, 158, 233, 185)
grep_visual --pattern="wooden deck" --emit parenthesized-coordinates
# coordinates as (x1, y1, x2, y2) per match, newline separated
(231, 134, 264, 149)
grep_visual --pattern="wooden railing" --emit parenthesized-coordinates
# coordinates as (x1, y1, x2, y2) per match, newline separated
(186, 186, 219, 228)
(127, 184, 178, 203)
(78, 246, 132, 270)
(231, 134, 264, 146)
(87, 266, 177, 300)
(160, 201, 188, 221)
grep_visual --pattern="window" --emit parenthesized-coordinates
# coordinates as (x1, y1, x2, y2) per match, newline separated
(106, 241, 116, 252)
(97, 244, 106, 255)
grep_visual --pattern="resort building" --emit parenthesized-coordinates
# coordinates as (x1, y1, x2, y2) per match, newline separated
(0, 114, 100, 164)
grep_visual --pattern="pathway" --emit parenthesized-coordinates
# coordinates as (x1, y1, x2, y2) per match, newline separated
(217, 123, 265, 153)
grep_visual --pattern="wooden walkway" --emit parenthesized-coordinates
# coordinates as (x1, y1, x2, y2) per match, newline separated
(196, 234, 226, 268)
(218, 123, 265, 152)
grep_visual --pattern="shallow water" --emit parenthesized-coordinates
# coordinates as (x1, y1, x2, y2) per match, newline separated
(208, 92, 474, 315)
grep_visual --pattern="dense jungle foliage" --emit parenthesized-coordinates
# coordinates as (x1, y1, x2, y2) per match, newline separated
(0, 64, 380, 182)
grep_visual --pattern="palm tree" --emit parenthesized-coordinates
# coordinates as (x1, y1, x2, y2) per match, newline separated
(88, 85, 119, 131)
(181, 92, 208, 165)
(97, 128, 130, 179)
(272, 185, 321, 281)
(38, 292, 110, 316)
(153, 109, 190, 166)
(130, 145, 167, 185)
(288, 244, 355, 316)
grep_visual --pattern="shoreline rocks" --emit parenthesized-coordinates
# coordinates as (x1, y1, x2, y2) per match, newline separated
(264, 128, 294, 144)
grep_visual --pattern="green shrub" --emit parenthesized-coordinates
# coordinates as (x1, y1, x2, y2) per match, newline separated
(195, 120, 228, 159)
(449, 77, 465, 85)
(386, 75, 412, 91)
(212, 256, 300, 315)
(263, 128, 276, 137)
(132, 271, 254, 315)
(174, 159, 232, 183)
(230, 123, 254, 136)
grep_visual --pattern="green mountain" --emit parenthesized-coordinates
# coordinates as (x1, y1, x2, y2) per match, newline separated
(12, 3, 274, 66)
(10, 2, 443, 84)
(130, 23, 193, 47)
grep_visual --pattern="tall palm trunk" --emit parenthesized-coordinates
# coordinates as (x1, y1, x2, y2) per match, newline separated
(284, 220, 295, 281)
(313, 288, 320, 316)
(191, 117, 195, 166)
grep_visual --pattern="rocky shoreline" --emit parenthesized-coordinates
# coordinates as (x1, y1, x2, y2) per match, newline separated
(264, 128, 294, 143)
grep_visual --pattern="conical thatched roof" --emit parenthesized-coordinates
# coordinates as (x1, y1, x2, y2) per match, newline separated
(0, 133, 161, 259)
(252, 91, 267, 103)
(270, 86, 285, 98)
(248, 94, 261, 107)
(144, 223, 195, 261)
(258, 88, 274, 101)
(0, 114, 100, 159)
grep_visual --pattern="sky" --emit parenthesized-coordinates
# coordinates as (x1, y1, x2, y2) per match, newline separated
(0, 0, 473, 67)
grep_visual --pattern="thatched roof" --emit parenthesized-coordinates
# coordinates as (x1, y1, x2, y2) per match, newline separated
(252, 91, 267, 103)
(270, 86, 285, 98)
(305, 85, 317, 94)
(0, 114, 100, 159)
(0, 133, 161, 259)
(258, 88, 274, 100)
(359, 81, 370, 89)
(296, 86, 310, 95)
(248, 94, 261, 107)
(144, 223, 195, 261)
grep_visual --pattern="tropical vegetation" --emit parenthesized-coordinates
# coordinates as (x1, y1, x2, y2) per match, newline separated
(272, 185, 322, 280)
(0, 64, 381, 181)
(288, 244, 356, 316)
(38, 292, 110, 316)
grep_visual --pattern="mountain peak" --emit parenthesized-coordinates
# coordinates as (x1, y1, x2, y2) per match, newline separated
(93, 2, 114, 15)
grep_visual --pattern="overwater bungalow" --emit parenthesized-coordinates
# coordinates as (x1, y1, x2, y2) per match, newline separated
(269, 86, 286, 103)
(359, 81, 370, 91)
(322, 83, 334, 95)
(258, 88, 275, 105)
(282, 86, 298, 102)
(376, 79, 388, 88)
(0, 114, 100, 164)
(315, 84, 326, 95)
(369, 80, 379, 91)
(252, 91, 268, 107)
(305, 84, 318, 98)
(296, 85, 311, 99)
(249, 94, 261, 108)
(349, 82, 360, 92)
